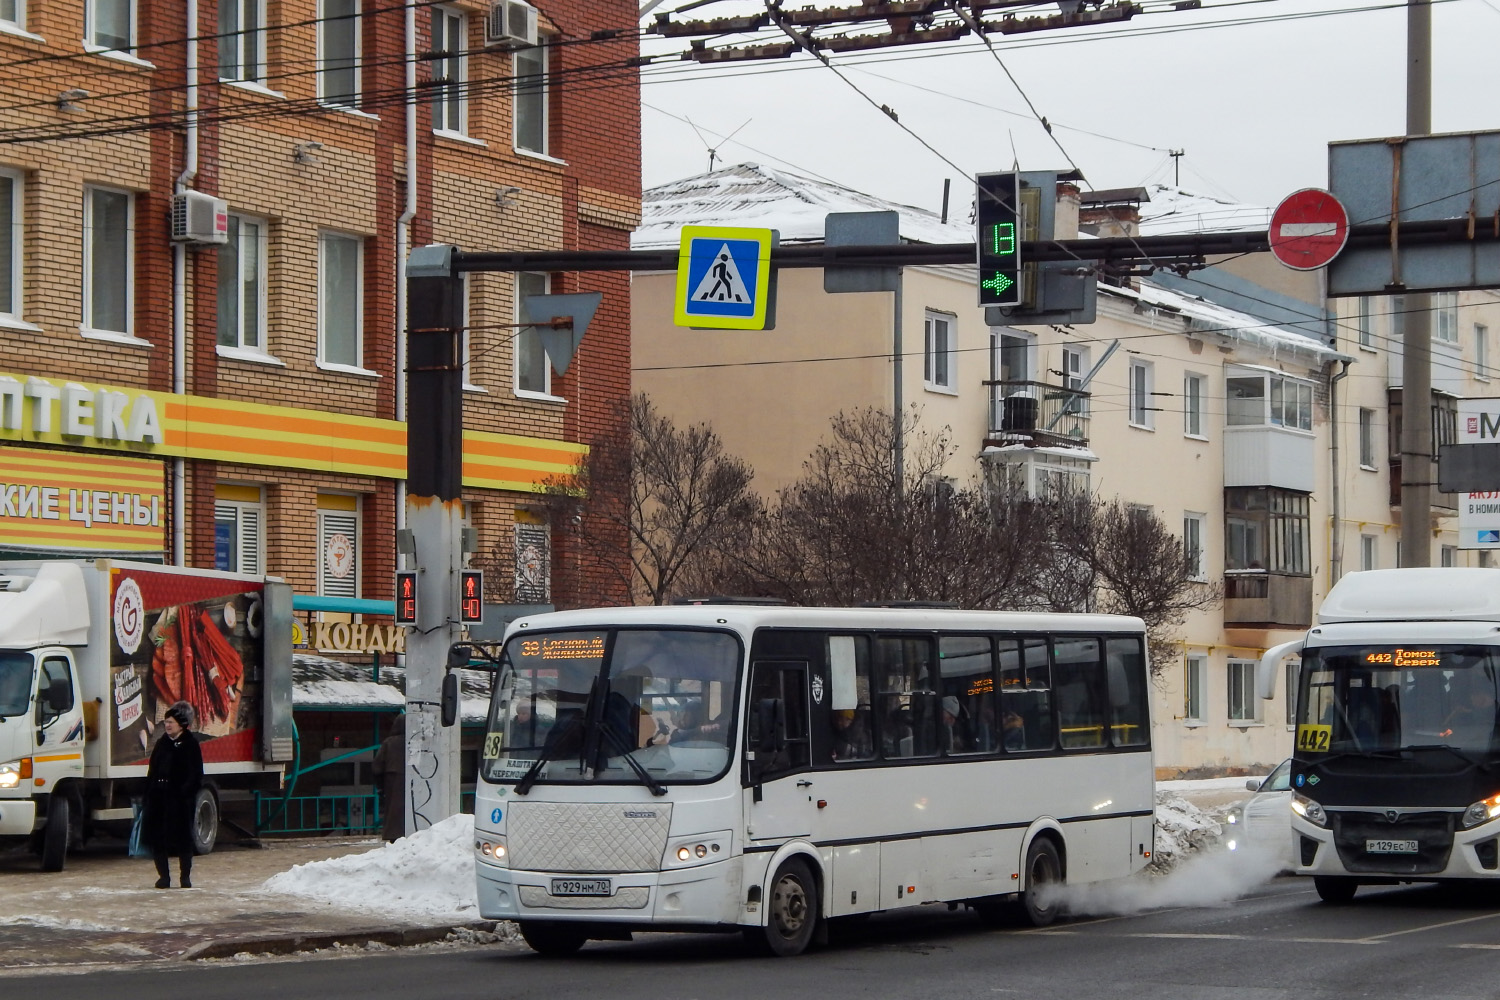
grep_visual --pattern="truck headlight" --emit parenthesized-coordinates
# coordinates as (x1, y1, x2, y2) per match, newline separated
(663, 831, 731, 869)
(474, 833, 508, 866)
(1291, 792, 1327, 828)
(1462, 792, 1500, 829)
(0, 758, 32, 789)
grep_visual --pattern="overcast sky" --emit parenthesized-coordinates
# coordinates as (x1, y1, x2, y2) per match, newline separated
(636, 0, 1500, 217)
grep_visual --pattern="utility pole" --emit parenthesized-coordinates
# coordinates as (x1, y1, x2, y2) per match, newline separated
(1400, 0, 1432, 567)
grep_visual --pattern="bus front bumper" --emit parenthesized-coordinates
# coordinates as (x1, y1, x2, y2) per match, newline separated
(476, 856, 744, 927)
(1292, 811, 1500, 879)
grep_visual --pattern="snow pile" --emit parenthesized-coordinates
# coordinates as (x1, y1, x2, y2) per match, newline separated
(1152, 789, 1224, 863)
(263, 813, 479, 924)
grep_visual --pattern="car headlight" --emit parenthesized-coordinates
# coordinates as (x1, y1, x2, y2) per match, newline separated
(663, 831, 731, 869)
(0, 758, 31, 789)
(1226, 807, 1241, 825)
(1291, 792, 1327, 828)
(474, 832, 508, 866)
(1462, 792, 1500, 829)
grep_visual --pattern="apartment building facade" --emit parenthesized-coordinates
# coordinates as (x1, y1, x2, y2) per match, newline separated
(0, 0, 639, 612)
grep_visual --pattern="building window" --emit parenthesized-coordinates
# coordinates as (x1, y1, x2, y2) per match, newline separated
(87, 0, 134, 49)
(1183, 512, 1205, 580)
(1360, 534, 1378, 572)
(1226, 369, 1313, 431)
(1227, 659, 1258, 723)
(318, 232, 363, 368)
(217, 214, 266, 352)
(318, 0, 361, 108)
(514, 41, 547, 154)
(1356, 296, 1374, 349)
(430, 6, 466, 134)
(1477, 324, 1489, 381)
(1434, 291, 1459, 343)
(1225, 487, 1309, 574)
(1358, 408, 1376, 469)
(317, 496, 360, 598)
(1184, 653, 1207, 724)
(214, 488, 264, 575)
(1390, 294, 1406, 340)
(0, 169, 19, 319)
(1442, 544, 1458, 568)
(924, 312, 956, 392)
(1183, 372, 1204, 437)
(993, 330, 1031, 383)
(0, 0, 24, 30)
(1128, 359, 1153, 429)
(83, 186, 133, 336)
(515, 271, 553, 396)
(1285, 661, 1298, 726)
(218, 0, 265, 83)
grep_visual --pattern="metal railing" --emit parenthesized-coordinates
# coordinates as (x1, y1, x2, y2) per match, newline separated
(255, 792, 382, 836)
(983, 379, 1091, 445)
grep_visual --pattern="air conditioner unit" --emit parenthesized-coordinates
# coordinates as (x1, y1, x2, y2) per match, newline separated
(485, 0, 538, 48)
(170, 190, 229, 245)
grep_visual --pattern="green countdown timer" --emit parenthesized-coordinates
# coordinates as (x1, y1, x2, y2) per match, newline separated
(976, 173, 1022, 306)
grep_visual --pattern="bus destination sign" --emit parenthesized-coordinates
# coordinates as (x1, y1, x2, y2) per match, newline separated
(1364, 648, 1442, 668)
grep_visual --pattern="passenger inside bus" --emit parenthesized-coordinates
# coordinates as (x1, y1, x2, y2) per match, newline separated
(1002, 710, 1026, 751)
(939, 696, 970, 754)
(1441, 687, 1498, 745)
(669, 703, 728, 745)
(830, 708, 874, 761)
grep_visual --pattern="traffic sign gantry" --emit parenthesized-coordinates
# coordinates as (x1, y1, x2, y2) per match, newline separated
(1268, 188, 1349, 271)
(674, 226, 774, 330)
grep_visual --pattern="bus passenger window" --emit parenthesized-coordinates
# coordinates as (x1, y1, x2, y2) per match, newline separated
(939, 635, 993, 754)
(874, 636, 937, 759)
(1106, 638, 1150, 747)
(999, 637, 1053, 752)
(1054, 637, 1106, 749)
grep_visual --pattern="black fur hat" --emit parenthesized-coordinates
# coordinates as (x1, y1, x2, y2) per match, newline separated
(165, 701, 196, 729)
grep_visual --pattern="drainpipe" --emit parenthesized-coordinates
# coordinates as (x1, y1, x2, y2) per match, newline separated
(395, 0, 418, 555)
(172, 0, 200, 567)
(1329, 358, 1351, 584)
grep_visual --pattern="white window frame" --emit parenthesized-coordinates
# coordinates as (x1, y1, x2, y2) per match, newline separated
(1442, 544, 1458, 568)
(316, 502, 362, 599)
(513, 40, 548, 155)
(1227, 659, 1260, 724)
(82, 185, 134, 339)
(1356, 296, 1374, 350)
(0, 168, 20, 322)
(514, 271, 559, 399)
(1061, 345, 1089, 418)
(1183, 511, 1206, 581)
(217, 213, 269, 357)
(0, 0, 26, 31)
(1128, 359, 1154, 429)
(1184, 653, 1207, 725)
(1183, 371, 1204, 439)
(1435, 291, 1459, 344)
(214, 495, 265, 575)
(1358, 407, 1377, 470)
(1476, 323, 1489, 382)
(317, 231, 365, 371)
(460, 273, 484, 392)
(1360, 533, 1378, 572)
(218, 0, 266, 84)
(86, 0, 134, 50)
(317, 0, 362, 109)
(430, 6, 468, 136)
(924, 311, 957, 393)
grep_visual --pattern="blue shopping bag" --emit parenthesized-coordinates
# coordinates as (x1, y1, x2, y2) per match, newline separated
(128, 801, 150, 858)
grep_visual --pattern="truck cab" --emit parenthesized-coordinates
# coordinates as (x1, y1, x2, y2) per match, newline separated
(0, 646, 86, 868)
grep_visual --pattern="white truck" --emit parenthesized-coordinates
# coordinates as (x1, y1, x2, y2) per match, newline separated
(0, 559, 294, 870)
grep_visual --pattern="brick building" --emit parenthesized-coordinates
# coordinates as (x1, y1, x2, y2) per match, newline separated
(0, 0, 638, 611)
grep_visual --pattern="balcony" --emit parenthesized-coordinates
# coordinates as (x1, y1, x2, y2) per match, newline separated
(983, 380, 1090, 449)
(1223, 570, 1313, 629)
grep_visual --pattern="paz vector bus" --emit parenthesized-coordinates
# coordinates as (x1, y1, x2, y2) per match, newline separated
(1258, 568, 1500, 902)
(448, 603, 1156, 956)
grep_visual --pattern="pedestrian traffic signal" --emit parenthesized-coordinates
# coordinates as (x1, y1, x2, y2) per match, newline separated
(976, 172, 1022, 307)
(395, 570, 418, 626)
(459, 569, 484, 624)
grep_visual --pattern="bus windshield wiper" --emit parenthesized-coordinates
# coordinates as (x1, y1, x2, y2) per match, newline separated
(1401, 744, 1495, 771)
(513, 712, 586, 796)
(595, 719, 668, 797)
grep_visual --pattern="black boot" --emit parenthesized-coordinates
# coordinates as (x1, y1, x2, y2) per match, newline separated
(179, 855, 192, 889)
(153, 854, 171, 889)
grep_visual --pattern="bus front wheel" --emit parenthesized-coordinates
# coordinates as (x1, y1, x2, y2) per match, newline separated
(750, 857, 819, 956)
(519, 921, 588, 957)
(1314, 876, 1358, 904)
(1020, 837, 1063, 927)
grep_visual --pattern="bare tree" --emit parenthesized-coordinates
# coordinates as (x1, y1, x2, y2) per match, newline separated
(544, 393, 761, 606)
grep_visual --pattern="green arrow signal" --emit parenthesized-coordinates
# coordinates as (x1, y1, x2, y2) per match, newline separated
(982, 272, 1014, 295)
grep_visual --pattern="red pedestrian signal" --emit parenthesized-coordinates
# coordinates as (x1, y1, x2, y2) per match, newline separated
(460, 569, 484, 624)
(394, 570, 418, 626)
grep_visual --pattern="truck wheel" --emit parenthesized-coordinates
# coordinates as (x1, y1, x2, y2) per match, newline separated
(190, 788, 219, 855)
(1020, 837, 1063, 927)
(40, 795, 69, 872)
(519, 921, 588, 957)
(748, 857, 819, 956)
(1314, 876, 1358, 904)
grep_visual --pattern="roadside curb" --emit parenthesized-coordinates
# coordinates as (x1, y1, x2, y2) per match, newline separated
(180, 921, 509, 961)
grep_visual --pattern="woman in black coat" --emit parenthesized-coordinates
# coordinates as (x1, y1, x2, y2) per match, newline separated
(144, 700, 204, 888)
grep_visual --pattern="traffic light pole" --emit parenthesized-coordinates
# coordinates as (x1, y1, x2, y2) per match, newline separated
(1400, 0, 1432, 567)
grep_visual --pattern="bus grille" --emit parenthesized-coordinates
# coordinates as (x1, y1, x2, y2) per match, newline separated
(1330, 810, 1454, 875)
(507, 801, 673, 873)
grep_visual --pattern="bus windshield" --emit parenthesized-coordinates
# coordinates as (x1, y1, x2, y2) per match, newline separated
(1297, 644, 1500, 754)
(480, 628, 741, 786)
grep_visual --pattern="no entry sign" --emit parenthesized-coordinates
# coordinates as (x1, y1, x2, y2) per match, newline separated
(1269, 188, 1349, 271)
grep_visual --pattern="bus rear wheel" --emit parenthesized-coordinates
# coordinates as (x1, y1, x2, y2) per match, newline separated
(519, 921, 588, 957)
(1020, 837, 1063, 927)
(1314, 876, 1358, 904)
(749, 857, 819, 956)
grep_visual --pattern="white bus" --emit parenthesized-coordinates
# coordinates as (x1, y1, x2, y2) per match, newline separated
(456, 604, 1156, 956)
(1258, 569, 1500, 902)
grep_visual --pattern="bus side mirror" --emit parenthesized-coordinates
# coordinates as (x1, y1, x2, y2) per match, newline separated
(441, 672, 459, 728)
(447, 644, 473, 670)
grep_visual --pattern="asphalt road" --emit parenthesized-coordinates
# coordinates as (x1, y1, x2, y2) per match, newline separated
(13, 877, 1500, 999)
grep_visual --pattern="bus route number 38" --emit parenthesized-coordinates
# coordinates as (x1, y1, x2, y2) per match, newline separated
(1296, 724, 1331, 753)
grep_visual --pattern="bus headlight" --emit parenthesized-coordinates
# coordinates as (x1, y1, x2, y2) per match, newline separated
(0, 758, 31, 789)
(1291, 792, 1327, 828)
(1462, 792, 1500, 829)
(663, 831, 730, 869)
(474, 833, 508, 866)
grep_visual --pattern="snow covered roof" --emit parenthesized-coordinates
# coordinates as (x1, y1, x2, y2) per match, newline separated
(634, 163, 971, 249)
(1119, 280, 1346, 367)
(1138, 183, 1271, 237)
(293, 653, 490, 725)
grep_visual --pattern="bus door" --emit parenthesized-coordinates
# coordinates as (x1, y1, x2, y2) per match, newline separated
(744, 660, 813, 847)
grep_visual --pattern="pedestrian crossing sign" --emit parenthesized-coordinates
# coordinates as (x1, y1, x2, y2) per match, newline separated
(674, 226, 774, 330)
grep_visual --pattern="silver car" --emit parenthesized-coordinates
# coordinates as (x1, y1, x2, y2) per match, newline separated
(1225, 758, 1296, 871)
